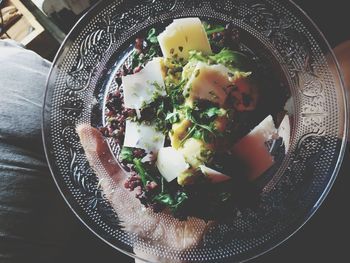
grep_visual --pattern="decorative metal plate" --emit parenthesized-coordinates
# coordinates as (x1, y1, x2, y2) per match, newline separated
(43, 0, 348, 262)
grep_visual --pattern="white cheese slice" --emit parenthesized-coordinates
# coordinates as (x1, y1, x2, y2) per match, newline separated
(157, 17, 212, 60)
(278, 114, 291, 154)
(183, 62, 233, 106)
(231, 115, 277, 181)
(123, 120, 165, 153)
(249, 115, 277, 141)
(156, 147, 190, 182)
(199, 165, 231, 183)
(122, 58, 166, 109)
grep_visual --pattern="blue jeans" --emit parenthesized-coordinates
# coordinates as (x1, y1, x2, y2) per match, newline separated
(0, 40, 131, 263)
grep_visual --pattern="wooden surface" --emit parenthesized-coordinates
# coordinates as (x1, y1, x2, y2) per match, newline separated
(5, 0, 44, 45)
(2, 0, 59, 59)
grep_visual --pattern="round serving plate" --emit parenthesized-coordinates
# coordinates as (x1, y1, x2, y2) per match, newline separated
(43, 0, 348, 262)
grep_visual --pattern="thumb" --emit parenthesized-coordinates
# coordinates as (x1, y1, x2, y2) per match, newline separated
(76, 124, 126, 184)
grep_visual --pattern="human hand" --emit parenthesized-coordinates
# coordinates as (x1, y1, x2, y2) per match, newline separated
(332, 40, 350, 140)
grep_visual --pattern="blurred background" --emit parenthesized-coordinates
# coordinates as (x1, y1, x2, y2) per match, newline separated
(1, 0, 348, 262)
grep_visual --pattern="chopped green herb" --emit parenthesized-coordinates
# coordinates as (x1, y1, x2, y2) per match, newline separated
(203, 22, 225, 35)
(153, 191, 188, 212)
(133, 158, 157, 186)
(165, 111, 180, 124)
(119, 147, 134, 163)
(166, 79, 186, 107)
(189, 49, 253, 72)
(146, 28, 158, 44)
(151, 81, 165, 96)
(201, 107, 227, 119)
(188, 50, 207, 62)
(193, 129, 203, 140)
(180, 125, 197, 146)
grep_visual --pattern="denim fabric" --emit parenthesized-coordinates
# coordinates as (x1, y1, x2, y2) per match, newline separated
(0, 40, 70, 262)
(0, 40, 132, 263)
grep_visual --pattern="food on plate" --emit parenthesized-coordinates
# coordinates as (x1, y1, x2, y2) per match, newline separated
(122, 57, 166, 109)
(157, 17, 212, 59)
(278, 114, 291, 154)
(98, 18, 290, 221)
(77, 124, 212, 255)
(231, 115, 277, 181)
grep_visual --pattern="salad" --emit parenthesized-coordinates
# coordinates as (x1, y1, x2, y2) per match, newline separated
(101, 18, 289, 220)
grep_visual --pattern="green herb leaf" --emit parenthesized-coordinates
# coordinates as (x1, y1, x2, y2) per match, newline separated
(203, 22, 225, 35)
(193, 129, 203, 140)
(166, 79, 186, 107)
(188, 50, 207, 62)
(209, 49, 252, 71)
(153, 191, 188, 211)
(131, 50, 141, 69)
(180, 125, 197, 146)
(146, 28, 158, 44)
(174, 192, 188, 209)
(189, 49, 253, 72)
(154, 193, 173, 205)
(133, 158, 157, 186)
(165, 111, 180, 124)
(201, 107, 227, 119)
(180, 106, 219, 144)
(119, 147, 134, 163)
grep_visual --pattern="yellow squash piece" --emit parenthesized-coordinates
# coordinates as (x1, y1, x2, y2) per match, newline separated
(178, 138, 212, 168)
(169, 119, 192, 149)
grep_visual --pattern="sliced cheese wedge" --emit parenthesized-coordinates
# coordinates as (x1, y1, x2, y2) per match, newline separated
(231, 115, 277, 181)
(158, 18, 212, 60)
(156, 147, 190, 182)
(278, 114, 291, 154)
(183, 62, 234, 106)
(199, 165, 231, 183)
(122, 58, 166, 109)
(123, 120, 165, 153)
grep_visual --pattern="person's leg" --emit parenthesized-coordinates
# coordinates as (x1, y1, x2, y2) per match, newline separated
(0, 40, 131, 263)
(0, 40, 74, 262)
